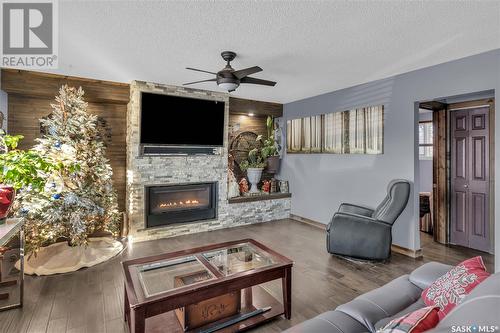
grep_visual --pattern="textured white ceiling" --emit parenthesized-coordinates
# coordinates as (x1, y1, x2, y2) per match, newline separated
(48, 0, 500, 103)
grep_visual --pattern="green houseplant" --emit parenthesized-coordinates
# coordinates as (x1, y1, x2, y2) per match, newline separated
(258, 116, 281, 173)
(239, 148, 266, 193)
(0, 132, 59, 223)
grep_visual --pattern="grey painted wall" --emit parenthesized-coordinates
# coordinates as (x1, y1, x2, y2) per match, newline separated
(419, 160, 433, 193)
(419, 111, 433, 193)
(281, 49, 500, 271)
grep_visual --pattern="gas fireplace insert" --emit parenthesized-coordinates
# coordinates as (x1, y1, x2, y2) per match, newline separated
(145, 182, 217, 228)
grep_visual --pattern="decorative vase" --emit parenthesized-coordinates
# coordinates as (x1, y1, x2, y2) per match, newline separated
(266, 156, 281, 174)
(0, 185, 15, 224)
(246, 168, 263, 193)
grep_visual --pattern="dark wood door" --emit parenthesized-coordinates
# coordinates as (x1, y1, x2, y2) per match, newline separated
(450, 107, 490, 252)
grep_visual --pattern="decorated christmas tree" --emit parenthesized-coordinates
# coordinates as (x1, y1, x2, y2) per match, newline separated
(15, 85, 120, 254)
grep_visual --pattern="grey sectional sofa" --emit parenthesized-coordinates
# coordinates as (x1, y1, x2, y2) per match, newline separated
(284, 262, 500, 332)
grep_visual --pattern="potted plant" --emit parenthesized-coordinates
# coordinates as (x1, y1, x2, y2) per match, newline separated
(258, 116, 281, 174)
(239, 148, 266, 193)
(0, 131, 58, 223)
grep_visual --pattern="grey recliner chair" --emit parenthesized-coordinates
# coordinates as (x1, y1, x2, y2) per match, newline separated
(326, 179, 411, 260)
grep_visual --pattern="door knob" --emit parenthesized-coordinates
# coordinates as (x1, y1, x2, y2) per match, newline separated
(464, 184, 469, 188)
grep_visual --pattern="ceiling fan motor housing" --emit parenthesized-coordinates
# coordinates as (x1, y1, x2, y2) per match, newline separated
(217, 68, 240, 87)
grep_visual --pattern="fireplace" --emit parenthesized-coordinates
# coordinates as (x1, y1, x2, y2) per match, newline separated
(145, 182, 217, 228)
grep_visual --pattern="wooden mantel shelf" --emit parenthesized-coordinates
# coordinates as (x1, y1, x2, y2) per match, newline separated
(228, 192, 291, 204)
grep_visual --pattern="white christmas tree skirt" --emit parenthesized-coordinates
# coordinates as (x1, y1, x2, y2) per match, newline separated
(20, 237, 123, 276)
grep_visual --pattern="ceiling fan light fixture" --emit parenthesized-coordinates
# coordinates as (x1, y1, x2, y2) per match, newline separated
(218, 82, 239, 91)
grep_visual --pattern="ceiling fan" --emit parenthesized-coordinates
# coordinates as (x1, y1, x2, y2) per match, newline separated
(184, 51, 276, 92)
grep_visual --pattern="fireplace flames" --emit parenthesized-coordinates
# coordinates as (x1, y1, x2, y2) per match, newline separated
(159, 199, 200, 208)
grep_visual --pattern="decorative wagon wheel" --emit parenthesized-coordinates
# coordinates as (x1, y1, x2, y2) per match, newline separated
(229, 131, 263, 169)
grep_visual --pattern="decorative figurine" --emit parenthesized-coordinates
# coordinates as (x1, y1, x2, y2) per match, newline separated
(228, 170, 240, 199)
(238, 178, 249, 194)
(279, 180, 289, 193)
(262, 180, 271, 193)
(270, 178, 278, 193)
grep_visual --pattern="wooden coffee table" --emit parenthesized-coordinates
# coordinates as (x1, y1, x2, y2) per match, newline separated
(122, 239, 293, 333)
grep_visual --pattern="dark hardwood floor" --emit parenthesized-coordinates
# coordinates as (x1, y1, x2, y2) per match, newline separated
(0, 219, 494, 333)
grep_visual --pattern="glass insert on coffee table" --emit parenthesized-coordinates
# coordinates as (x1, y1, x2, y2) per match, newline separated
(203, 242, 276, 276)
(137, 256, 216, 297)
(122, 239, 293, 333)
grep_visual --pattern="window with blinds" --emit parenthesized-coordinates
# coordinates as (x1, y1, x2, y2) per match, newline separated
(419, 121, 433, 160)
(286, 105, 384, 154)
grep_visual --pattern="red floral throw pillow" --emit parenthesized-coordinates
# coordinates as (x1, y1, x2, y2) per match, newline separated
(421, 256, 490, 319)
(377, 306, 440, 333)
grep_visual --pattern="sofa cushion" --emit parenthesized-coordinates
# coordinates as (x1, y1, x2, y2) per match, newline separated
(374, 299, 426, 330)
(377, 306, 439, 333)
(422, 256, 490, 319)
(336, 275, 421, 332)
(283, 310, 369, 333)
(409, 262, 452, 290)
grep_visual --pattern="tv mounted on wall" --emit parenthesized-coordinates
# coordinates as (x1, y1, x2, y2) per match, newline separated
(140, 92, 225, 149)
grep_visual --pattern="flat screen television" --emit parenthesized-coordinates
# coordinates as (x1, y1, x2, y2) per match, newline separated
(140, 92, 225, 147)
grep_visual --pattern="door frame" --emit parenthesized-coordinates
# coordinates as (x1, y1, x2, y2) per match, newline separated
(432, 105, 447, 244)
(432, 98, 495, 253)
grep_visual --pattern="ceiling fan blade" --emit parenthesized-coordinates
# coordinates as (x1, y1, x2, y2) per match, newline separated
(186, 67, 217, 75)
(240, 76, 276, 86)
(232, 66, 262, 79)
(183, 78, 216, 86)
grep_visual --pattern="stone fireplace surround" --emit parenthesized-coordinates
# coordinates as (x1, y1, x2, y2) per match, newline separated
(126, 81, 291, 242)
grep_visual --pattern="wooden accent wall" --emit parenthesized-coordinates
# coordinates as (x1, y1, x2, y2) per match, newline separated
(229, 97, 283, 117)
(228, 114, 267, 142)
(228, 96, 283, 154)
(1, 69, 129, 210)
(228, 97, 283, 181)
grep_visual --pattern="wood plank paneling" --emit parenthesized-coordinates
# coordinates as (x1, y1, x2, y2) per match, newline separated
(229, 97, 283, 117)
(228, 114, 267, 142)
(1, 69, 129, 104)
(1, 69, 129, 210)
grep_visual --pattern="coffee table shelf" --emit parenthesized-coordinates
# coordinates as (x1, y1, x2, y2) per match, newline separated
(145, 285, 284, 333)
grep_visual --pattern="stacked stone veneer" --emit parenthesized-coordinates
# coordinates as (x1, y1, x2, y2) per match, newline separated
(126, 81, 290, 242)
